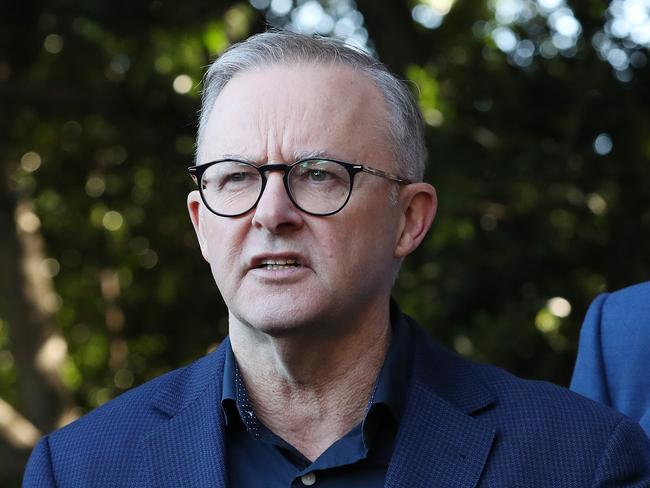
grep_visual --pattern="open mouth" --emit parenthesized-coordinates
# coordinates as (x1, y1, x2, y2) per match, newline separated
(257, 259, 301, 270)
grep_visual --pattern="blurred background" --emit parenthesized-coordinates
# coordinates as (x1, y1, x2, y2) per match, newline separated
(1, 0, 650, 484)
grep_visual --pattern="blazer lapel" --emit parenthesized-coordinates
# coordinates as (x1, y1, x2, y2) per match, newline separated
(141, 343, 229, 488)
(386, 321, 496, 488)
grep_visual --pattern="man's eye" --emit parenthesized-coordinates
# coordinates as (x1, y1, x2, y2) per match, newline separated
(213, 170, 258, 190)
(227, 172, 250, 182)
(308, 169, 330, 181)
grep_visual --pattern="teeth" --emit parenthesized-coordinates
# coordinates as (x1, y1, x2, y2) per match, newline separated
(259, 258, 299, 269)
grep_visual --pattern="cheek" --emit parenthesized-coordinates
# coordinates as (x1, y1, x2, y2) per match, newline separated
(320, 216, 389, 277)
(348, 210, 399, 265)
(201, 219, 247, 274)
(322, 232, 337, 261)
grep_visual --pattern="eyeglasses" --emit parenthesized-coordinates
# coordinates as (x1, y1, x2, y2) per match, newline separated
(188, 158, 411, 217)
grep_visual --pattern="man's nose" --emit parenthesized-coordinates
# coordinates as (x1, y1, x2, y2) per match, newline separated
(251, 172, 303, 233)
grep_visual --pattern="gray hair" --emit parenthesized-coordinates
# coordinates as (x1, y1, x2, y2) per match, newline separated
(197, 31, 427, 182)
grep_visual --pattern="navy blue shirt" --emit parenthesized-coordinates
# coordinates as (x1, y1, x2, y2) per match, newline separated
(221, 307, 413, 487)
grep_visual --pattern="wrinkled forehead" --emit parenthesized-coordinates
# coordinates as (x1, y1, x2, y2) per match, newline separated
(196, 62, 393, 165)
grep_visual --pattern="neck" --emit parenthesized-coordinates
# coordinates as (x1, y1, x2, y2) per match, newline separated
(228, 301, 392, 461)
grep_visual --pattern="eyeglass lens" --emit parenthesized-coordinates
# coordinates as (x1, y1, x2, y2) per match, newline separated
(200, 160, 352, 216)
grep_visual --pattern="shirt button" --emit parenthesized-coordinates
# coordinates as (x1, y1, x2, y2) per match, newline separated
(300, 472, 316, 486)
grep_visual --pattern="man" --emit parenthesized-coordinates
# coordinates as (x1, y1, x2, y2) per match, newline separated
(24, 31, 650, 487)
(572, 281, 650, 436)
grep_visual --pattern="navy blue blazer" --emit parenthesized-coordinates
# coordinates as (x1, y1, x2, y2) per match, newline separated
(571, 281, 650, 436)
(25, 315, 650, 487)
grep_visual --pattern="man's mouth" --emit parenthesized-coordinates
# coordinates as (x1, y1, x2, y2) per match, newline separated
(257, 258, 301, 270)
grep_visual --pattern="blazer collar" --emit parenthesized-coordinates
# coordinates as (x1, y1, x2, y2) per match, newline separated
(385, 316, 497, 488)
(142, 340, 230, 488)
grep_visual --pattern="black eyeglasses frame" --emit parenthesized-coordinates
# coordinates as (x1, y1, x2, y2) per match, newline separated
(187, 158, 412, 217)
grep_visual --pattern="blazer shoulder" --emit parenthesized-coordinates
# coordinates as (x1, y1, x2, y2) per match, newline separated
(610, 280, 650, 301)
(603, 281, 650, 320)
(407, 320, 650, 484)
(26, 366, 183, 487)
(47, 343, 226, 451)
(583, 281, 650, 342)
(27, 346, 227, 486)
(413, 320, 628, 435)
(481, 370, 650, 484)
(482, 360, 623, 423)
(469, 354, 650, 461)
(48, 363, 180, 449)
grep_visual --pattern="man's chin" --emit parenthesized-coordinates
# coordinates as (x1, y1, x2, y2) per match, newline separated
(251, 322, 308, 338)
(233, 306, 337, 340)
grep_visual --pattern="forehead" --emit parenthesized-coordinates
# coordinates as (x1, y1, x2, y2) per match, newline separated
(197, 63, 393, 165)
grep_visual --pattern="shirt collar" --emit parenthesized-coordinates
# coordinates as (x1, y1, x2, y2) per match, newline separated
(366, 300, 413, 420)
(221, 344, 248, 430)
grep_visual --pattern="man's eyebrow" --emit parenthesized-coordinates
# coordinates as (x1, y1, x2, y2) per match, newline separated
(218, 153, 256, 161)
(293, 149, 336, 160)
(208, 150, 341, 164)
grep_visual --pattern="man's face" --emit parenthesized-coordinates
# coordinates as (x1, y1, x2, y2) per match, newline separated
(189, 63, 408, 337)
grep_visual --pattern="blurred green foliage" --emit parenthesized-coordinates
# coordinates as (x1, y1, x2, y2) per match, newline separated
(1, 0, 650, 484)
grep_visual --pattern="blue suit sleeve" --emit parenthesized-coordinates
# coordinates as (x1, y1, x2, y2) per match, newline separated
(591, 417, 650, 487)
(23, 436, 57, 487)
(571, 293, 612, 406)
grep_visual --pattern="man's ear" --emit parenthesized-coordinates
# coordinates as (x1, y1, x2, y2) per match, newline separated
(394, 183, 437, 258)
(187, 191, 210, 262)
